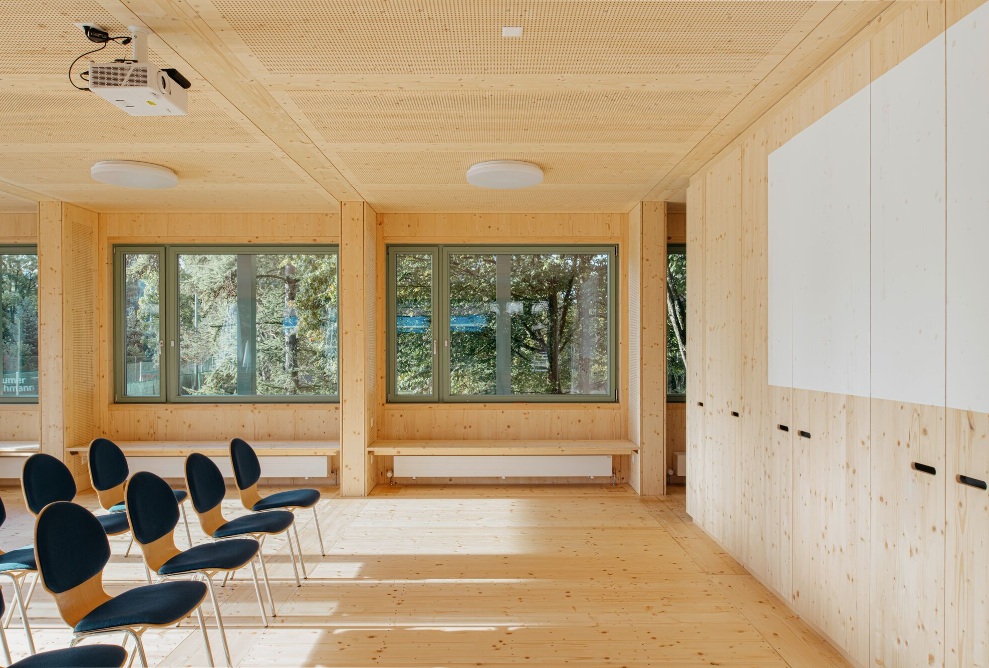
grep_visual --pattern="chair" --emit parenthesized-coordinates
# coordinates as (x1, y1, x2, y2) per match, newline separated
(34, 501, 215, 668)
(185, 453, 301, 599)
(126, 471, 269, 666)
(230, 437, 325, 577)
(89, 437, 193, 545)
(0, 590, 129, 668)
(0, 496, 38, 655)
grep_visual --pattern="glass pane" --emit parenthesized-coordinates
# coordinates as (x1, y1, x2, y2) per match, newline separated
(394, 253, 433, 396)
(448, 253, 497, 395)
(121, 253, 161, 397)
(510, 253, 610, 395)
(667, 248, 687, 396)
(1, 253, 39, 399)
(177, 252, 338, 398)
(254, 253, 338, 396)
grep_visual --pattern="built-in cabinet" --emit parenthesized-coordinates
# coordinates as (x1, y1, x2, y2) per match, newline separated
(686, 2, 989, 666)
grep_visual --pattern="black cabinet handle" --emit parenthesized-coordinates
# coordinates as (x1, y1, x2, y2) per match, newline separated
(697, 401, 704, 407)
(957, 475, 988, 490)
(731, 411, 740, 418)
(778, 424, 789, 432)
(798, 430, 811, 439)
(912, 462, 936, 476)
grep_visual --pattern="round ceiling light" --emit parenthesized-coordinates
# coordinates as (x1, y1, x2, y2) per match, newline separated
(91, 160, 178, 189)
(466, 160, 543, 189)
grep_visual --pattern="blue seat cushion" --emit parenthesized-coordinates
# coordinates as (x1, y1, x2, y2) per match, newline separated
(97, 512, 130, 535)
(214, 510, 294, 538)
(159, 539, 259, 575)
(74, 580, 207, 633)
(252, 488, 320, 511)
(9, 644, 128, 668)
(108, 489, 187, 515)
(0, 546, 36, 573)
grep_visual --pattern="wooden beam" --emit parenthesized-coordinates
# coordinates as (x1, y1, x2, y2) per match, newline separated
(37, 201, 64, 459)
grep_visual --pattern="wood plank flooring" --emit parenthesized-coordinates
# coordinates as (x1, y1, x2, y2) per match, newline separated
(0, 484, 848, 667)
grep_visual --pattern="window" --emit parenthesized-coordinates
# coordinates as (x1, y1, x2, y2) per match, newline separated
(1, 247, 38, 402)
(667, 243, 686, 401)
(388, 245, 617, 402)
(115, 246, 338, 403)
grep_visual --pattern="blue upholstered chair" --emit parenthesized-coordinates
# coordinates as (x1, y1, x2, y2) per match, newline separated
(185, 453, 302, 594)
(0, 590, 129, 668)
(230, 437, 325, 576)
(89, 438, 193, 545)
(126, 471, 269, 666)
(0, 496, 38, 656)
(34, 501, 215, 668)
(21, 454, 131, 540)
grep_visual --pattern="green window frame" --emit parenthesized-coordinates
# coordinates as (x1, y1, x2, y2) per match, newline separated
(387, 244, 618, 403)
(0, 245, 39, 404)
(667, 243, 687, 402)
(114, 244, 339, 404)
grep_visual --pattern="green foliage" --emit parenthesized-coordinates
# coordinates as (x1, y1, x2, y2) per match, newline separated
(1, 252, 39, 398)
(667, 249, 687, 396)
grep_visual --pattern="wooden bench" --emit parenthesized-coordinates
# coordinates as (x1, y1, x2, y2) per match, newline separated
(0, 441, 39, 478)
(368, 439, 636, 480)
(66, 441, 340, 480)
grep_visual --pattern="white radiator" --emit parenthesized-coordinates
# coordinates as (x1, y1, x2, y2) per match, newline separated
(394, 455, 612, 478)
(127, 455, 328, 479)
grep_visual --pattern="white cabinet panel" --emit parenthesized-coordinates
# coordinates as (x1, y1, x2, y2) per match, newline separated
(871, 35, 946, 407)
(770, 89, 871, 398)
(947, 2, 989, 414)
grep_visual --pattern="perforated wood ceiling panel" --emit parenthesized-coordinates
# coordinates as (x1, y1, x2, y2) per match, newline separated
(213, 1, 817, 76)
(0, 0, 891, 211)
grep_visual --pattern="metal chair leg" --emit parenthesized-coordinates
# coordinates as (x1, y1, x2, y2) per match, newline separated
(180, 503, 194, 546)
(313, 505, 326, 556)
(249, 557, 268, 627)
(257, 551, 277, 617)
(125, 534, 134, 557)
(194, 605, 215, 668)
(132, 631, 150, 668)
(291, 521, 307, 579)
(285, 527, 302, 587)
(204, 576, 233, 667)
(0, 614, 10, 666)
(11, 572, 35, 654)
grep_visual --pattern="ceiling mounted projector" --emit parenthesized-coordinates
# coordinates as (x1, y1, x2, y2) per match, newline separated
(91, 160, 178, 189)
(466, 160, 543, 189)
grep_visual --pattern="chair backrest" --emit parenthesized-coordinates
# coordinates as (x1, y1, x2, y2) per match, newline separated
(184, 453, 231, 537)
(22, 454, 76, 515)
(34, 501, 111, 626)
(125, 472, 180, 571)
(89, 439, 130, 509)
(230, 438, 261, 490)
(0, 495, 6, 529)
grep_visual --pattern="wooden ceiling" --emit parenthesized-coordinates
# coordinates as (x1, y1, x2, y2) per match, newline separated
(0, 1, 893, 213)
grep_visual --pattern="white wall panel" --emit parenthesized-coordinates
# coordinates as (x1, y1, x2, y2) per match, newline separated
(394, 455, 613, 478)
(871, 35, 946, 407)
(770, 89, 871, 397)
(947, 2, 989, 414)
(767, 144, 793, 388)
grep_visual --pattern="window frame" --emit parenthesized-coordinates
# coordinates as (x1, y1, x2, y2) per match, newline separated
(666, 242, 687, 403)
(0, 245, 39, 405)
(113, 244, 340, 404)
(387, 244, 619, 404)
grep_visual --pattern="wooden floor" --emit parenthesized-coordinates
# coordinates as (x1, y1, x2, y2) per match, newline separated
(0, 484, 849, 667)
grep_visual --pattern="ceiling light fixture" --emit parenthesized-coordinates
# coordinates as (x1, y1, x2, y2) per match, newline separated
(466, 160, 543, 189)
(90, 160, 178, 189)
(502, 26, 523, 37)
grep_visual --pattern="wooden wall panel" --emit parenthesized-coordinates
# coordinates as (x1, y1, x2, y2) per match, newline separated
(946, 408, 989, 668)
(37, 201, 64, 459)
(381, 212, 623, 244)
(791, 390, 871, 666)
(870, 399, 945, 667)
(0, 212, 38, 243)
(627, 203, 642, 493)
(684, 180, 704, 520)
(340, 201, 370, 496)
(665, 402, 685, 484)
(639, 202, 666, 495)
